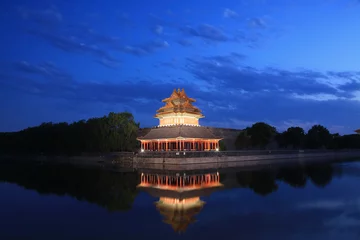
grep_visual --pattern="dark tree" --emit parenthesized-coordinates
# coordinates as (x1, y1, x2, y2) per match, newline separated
(0, 162, 139, 211)
(247, 122, 277, 149)
(235, 128, 251, 149)
(332, 134, 360, 149)
(236, 170, 278, 196)
(0, 112, 140, 155)
(306, 125, 332, 149)
(234, 163, 335, 196)
(219, 140, 227, 151)
(277, 167, 307, 188)
(306, 164, 334, 188)
(275, 132, 287, 148)
(283, 127, 306, 149)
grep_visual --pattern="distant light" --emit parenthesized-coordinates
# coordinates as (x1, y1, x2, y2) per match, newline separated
(215, 148, 219, 151)
(141, 149, 144, 152)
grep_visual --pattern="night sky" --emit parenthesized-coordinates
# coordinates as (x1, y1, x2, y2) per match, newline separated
(0, 0, 359, 133)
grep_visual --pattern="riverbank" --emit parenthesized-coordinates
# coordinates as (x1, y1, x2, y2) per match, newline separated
(2, 149, 360, 170)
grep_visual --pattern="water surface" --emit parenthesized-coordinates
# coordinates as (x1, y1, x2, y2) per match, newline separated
(1, 160, 360, 240)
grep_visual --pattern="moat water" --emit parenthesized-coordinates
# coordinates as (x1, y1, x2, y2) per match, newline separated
(1, 160, 360, 240)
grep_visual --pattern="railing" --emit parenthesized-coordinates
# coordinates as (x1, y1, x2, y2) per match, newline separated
(135, 149, 360, 158)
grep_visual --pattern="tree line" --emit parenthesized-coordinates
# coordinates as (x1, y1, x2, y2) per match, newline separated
(0, 160, 337, 209)
(0, 161, 139, 211)
(1, 112, 359, 155)
(0, 112, 140, 156)
(235, 162, 336, 196)
(235, 122, 360, 150)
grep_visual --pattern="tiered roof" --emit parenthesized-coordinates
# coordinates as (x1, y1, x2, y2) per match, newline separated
(155, 199, 204, 233)
(137, 125, 222, 140)
(155, 88, 204, 118)
(138, 183, 224, 199)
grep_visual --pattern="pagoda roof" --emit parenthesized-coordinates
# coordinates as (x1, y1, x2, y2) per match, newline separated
(155, 200, 204, 233)
(155, 88, 203, 118)
(137, 125, 222, 140)
(162, 88, 195, 103)
(138, 183, 224, 199)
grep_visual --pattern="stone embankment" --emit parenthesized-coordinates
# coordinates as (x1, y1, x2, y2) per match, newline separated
(132, 150, 360, 168)
(2, 150, 360, 170)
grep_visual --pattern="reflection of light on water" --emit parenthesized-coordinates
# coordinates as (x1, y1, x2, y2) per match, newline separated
(324, 213, 360, 227)
(155, 196, 205, 233)
(159, 197, 201, 205)
(137, 172, 223, 233)
(138, 172, 222, 191)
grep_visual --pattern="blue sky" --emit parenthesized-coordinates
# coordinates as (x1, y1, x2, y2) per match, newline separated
(0, 0, 360, 133)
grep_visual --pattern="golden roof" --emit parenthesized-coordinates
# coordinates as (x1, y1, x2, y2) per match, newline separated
(155, 88, 204, 117)
(162, 88, 196, 103)
(155, 199, 205, 233)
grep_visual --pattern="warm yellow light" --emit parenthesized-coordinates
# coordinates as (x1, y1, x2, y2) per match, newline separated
(141, 149, 144, 152)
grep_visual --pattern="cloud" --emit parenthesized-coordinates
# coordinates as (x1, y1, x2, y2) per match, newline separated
(95, 58, 121, 69)
(185, 54, 357, 97)
(180, 24, 228, 42)
(18, 6, 63, 26)
(0, 62, 204, 107)
(277, 119, 319, 132)
(118, 12, 134, 27)
(151, 25, 163, 35)
(339, 81, 360, 92)
(19, 8, 122, 67)
(154, 59, 177, 69)
(1, 60, 360, 133)
(233, 31, 265, 48)
(148, 13, 178, 28)
(120, 40, 169, 56)
(181, 53, 360, 133)
(2, 55, 360, 133)
(223, 8, 239, 18)
(248, 17, 267, 28)
(14, 61, 72, 82)
(74, 27, 121, 46)
(177, 39, 192, 47)
(298, 200, 347, 210)
(204, 52, 247, 65)
(27, 29, 120, 64)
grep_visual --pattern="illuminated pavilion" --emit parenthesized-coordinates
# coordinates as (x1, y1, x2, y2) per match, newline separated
(137, 171, 223, 233)
(137, 88, 222, 151)
(355, 129, 360, 134)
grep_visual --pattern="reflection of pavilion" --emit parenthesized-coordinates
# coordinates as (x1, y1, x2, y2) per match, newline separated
(138, 172, 223, 233)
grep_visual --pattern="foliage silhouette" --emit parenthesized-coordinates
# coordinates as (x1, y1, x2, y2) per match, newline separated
(235, 163, 335, 195)
(282, 127, 306, 149)
(306, 125, 332, 149)
(236, 170, 278, 196)
(237, 122, 360, 150)
(0, 112, 139, 155)
(247, 122, 277, 149)
(277, 167, 307, 188)
(0, 162, 139, 211)
(306, 164, 334, 187)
